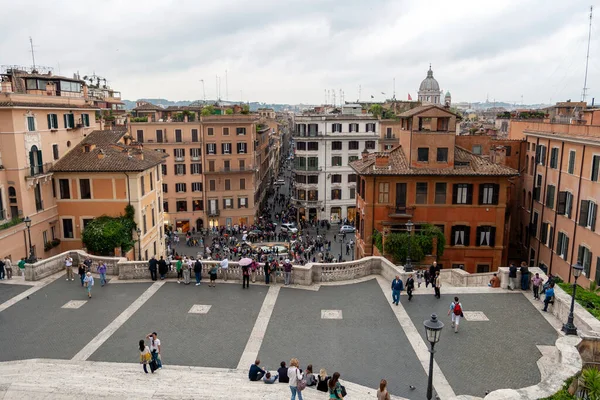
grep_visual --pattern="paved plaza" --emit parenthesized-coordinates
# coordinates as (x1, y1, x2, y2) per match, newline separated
(0, 272, 564, 399)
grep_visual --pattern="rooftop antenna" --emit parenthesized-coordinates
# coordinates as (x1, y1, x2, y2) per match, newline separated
(29, 37, 37, 71)
(199, 79, 206, 102)
(225, 69, 228, 101)
(582, 6, 593, 102)
(393, 78, 396, 100)
(332, 90, 336, 107)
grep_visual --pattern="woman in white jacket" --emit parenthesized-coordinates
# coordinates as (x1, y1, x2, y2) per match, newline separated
(287, 358, 304, 400)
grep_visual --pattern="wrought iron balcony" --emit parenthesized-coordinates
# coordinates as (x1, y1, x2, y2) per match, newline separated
(208, 209, 220, 217)
(387, 206, 415, 218)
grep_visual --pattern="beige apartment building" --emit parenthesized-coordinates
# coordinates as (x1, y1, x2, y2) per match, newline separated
(0, 67, 100, 262)
(129, 113, 276, 232)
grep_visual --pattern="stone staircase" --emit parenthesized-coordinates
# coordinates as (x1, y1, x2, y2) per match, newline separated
(0, 359, 408, 399)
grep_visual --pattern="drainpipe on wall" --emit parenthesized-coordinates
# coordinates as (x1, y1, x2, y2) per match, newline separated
(567, 145, 586, 283)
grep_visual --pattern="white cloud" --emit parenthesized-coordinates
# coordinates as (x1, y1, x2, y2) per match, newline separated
(0, 0, 597, 104)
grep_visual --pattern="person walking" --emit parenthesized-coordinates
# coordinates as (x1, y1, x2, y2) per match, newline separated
(182, 258, 191, 285)
(520, 261, 530, 290)
(83, 256, 92, 273)
(98, 262, 107, 286)
(448, 296, 463, 333)
(175, 258, 183, 284)
(139, 339, 153, 373)
(158, 256, 168, 280)
(18, 257, 26, 280)
(429, 262, 437, 287)
(287, 358, 304, 400)
(0, 258, 5, 280)
(263, 260, 271, 284)
(391, 275, 403, 305)
(65, 255, 74, 281)
(242, 262, 250, 289)
(194, 258, 202, 286)
(434, 271, 442, 299)
(78, 263, 86, 286)
(417, 271, 423, 288)
(146, 332, 162, 369)
(149, 256, 158, 281)
(328, 372, 344, 399)
(406, 273, 415, 301)
(3, 256, 12, 280)
(532, 273, 543, 300)
(83, 272, 94, 299)
(209, 263, 218, 287)
(508, 262, 518, 290)
(283, 258, 292, 286)
(542, 282, 555, 312)
(377, 379, 391, 400)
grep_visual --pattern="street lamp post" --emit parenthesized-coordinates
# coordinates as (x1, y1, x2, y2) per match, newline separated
(23, 216, 36, 263)
(424, 313, 444, 400)
(405, 220, 414, 272)
(137, 228, 142, 261)
(562, 261, 584, 335)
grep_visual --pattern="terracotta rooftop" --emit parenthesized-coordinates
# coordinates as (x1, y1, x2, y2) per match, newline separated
(51, 129, 167, 173)
(397, 104, 458, 118)
(350, 146, 519, 177)
(133, 103, 163, 111)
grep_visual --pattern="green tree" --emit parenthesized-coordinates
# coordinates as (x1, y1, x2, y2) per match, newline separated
(225, 108, 233, 115)
(384, 233, 424, 264)
(201, 105, 215, 116)
(81, 206, 136, 256)
(241, 104, 250, 114)
(369, 104, 383, 118)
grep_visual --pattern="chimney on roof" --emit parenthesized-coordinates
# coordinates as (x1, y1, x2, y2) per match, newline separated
(97, 149, 105, 159)
(375, 154, 390, 168)
(362, 148, 369, 158)
(1, 79, 13, 93)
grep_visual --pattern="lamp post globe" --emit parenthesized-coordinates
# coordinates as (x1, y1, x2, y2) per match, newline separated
(424, 313, 444, 400)
(23, 216, 36, 263)
(562, 262, 584, 335)
(405, 220, 414, 272)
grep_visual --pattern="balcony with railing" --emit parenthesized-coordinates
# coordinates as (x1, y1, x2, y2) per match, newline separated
(204, 165, 255, 174)
(207, 209, 220, 217)
(387, 205, 415, 218)
(26, 162, 54, 188)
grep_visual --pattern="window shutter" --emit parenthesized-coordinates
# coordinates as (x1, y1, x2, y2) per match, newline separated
(490, 227, 496, 247)
(592, 156, 600, 181)
(47, 114, 52, 129)
(592, 204, 597, 231)
(567, 194, 573, 217)
(223, 199, 226, 208)
(549, 226, 554, 249)
(29, 150, 35, 175)
(452, 185, 458, 204)
(63, 114, 68, 128)
(564, 236, 569, 259)
(540, 222, 548, 244)
(478, 185, 484, 205)
(492, 184, 499, 205)
(466, 184, 473, 204)
(578, 245, 585, 264)
(451, 226, 457, 245)
(183, 165, 186, 175)
(69, 114, 75, 127)
(557, 191, 566, 214)
(535, 146, 540, 164)
(580, 200, 590, 226)
(541, 146, 546, 165)
(557, 233, 563, 254)
(475, 226, 482, 246)
(37, 150, 43, 170)
(464, 226, 470, 246)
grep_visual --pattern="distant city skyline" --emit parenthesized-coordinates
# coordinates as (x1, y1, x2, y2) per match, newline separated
(1, 0, 598, 105)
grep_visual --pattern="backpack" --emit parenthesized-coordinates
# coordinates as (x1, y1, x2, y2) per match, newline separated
(453, 302, 462, 316)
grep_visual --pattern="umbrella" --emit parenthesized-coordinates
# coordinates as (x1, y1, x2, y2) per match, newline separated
(238, 257, 253, 266)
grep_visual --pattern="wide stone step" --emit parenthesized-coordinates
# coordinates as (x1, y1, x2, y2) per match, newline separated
(0, 359, 408, 399)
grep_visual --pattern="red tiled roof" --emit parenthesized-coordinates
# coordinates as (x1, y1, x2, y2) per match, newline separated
(133, 103, 163, 111)
(350, 146, 518, 176)
(0, 101, 98, 109)
(50, 130, 167, 173)
(397, 104, 458, 118)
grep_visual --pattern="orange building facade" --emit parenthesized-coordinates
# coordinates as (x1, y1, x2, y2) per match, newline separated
(508, 119, 600, 285)
(352, 105, 519, 273)
(0, 67, 100, 263)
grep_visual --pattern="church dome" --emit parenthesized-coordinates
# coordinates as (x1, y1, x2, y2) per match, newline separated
(419, 66, 440, 91)
(445, 91, 451, 96)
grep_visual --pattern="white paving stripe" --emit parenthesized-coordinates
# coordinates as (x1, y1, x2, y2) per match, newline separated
(376, 276, 456, 400)
(237, 285, 280, 370)
(0, 271, 64, 313)
(71, 281, 165, 361)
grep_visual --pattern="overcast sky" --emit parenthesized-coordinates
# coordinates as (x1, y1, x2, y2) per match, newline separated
(2, 0, 599, 105)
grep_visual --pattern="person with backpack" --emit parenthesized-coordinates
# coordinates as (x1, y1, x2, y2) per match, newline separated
(448, 296, 463, 333)
(287, 358, 304, 400)
(194, 258, 202, 286)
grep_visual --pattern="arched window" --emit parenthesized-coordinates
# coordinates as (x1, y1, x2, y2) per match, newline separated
(8, 186, 16, 197)
(527, 191, 532, 210)
(29, 145, 43, 175)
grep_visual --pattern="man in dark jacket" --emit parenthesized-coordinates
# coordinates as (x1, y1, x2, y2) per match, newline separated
(508, 262, 518, 290)
(248, 359, 265, 381)
(391, 275, 404, 305)
(158, 256, 168, 280)
(520, 261, 530, 290)
(194, 259, 202, 286)
(406, 274, 415, 301)
(429, 262, 437, 287)
(148, 256, 158, 281)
